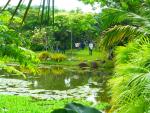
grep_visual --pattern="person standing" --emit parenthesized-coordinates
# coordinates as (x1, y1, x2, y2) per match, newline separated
(80, 41, 85, 50)
(89, 41, 93, 55)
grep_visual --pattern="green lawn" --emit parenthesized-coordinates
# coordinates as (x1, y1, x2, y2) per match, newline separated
(42, 48, 106, 67)
(0, 95, 109, 113)
(66, 48, 103, 61)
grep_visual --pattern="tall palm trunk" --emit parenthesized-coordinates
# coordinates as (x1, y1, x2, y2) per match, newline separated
(0, 0, 11, 12)
(21, 0, 33, 24)
(47, 0, 51, 25)
(41, 0, 46, 25)
(2, 0, 55, 27)
(52, 0, 54, 27)
(9, 0, 23, 23)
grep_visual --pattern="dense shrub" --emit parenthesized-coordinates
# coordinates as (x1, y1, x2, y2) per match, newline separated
(0, 45, 39, 65)
(38, 51, 50, 61)
(50, 53, 67, 62)
(31, 44, 45, 51)
(109, 41, 150, 113)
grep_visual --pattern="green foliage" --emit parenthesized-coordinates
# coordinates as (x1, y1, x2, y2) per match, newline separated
(0, 25, 9, 32)
(0, 44, 39, 76)
(99, 8, 150, 49)
(52, 102, 102, 113)
(38, 51, 50, 61)
(31, 27, 55, 51)
(0, 45, 39, 65)
(38, 52, 67, 62)
(0, 9, 40, 76)
(101, 25, 143, 49)
(0, 61, 26, 78)
(81, 0, 150, 14)
(98, 8, 130, 31)
(50, 53, 67, 62)
(0, 11, 22, 28)
(109, 41, 150, 113)
(0, 95, 108, 113)
(95, 2, 150, 112)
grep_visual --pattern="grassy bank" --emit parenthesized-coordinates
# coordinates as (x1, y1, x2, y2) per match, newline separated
(0, 95, 109, 113)
(41, 48, 107, 66)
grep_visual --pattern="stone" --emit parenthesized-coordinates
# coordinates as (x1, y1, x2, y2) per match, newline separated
(91, 61, 99, 69)
(78, 62, 89, 68)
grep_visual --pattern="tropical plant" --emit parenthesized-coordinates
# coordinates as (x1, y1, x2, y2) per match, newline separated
(0, 10, 39, 76)
(31, 27, 55, 51)
(38, 51, 50, 61)
(80, 0, 150, 113)
(52, 102, 102, 113)
(1, 0, 55, 26)
(53, 12, 99, 47)
(99, 7, 150, 113)
(109, 41, 150, 113)
(98, 8, 150, 50)
(0, 61, 26, 78)
(50, 53, 67, 62)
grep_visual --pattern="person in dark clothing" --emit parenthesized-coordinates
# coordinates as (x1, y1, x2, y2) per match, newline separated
(61, 44, 66, 54)
(80, 41, 85, 49)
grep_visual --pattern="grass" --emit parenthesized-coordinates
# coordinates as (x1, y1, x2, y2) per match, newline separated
(4, 48, 107, 67)
(42, 48, 106, 66)
(0, 95, 109, 113)
(66, 48, 102, 61)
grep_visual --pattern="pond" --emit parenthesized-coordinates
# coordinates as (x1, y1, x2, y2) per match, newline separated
(0, 66, 111, 103)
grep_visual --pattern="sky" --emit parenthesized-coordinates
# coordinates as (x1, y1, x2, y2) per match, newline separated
(0, 0, 100, 13)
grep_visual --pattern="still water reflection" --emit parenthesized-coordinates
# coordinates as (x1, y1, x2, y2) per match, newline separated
(0, 66, 111, 102)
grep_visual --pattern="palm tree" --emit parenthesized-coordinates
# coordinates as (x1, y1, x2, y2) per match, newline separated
(99, 8, 150, 49)
(1, 0, 55, 26)
(98, 7, 150, 113)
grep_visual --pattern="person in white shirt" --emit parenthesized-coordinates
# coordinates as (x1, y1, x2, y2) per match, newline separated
(89, 42, 93, 55)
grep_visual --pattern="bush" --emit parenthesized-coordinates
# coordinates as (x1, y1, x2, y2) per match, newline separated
(38, 51, 50, 61)
(31, 44, 45, 51)
(109, 41, 150, 113)
(0, 45, 39, 65)
(50, 53, 67, 62)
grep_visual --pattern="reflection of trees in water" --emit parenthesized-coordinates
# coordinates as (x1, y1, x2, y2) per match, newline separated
(29, 68, 101, 90)
(50, 66, 65, 75)
(37, 66, 65, 76)
(84, 70, 112, 102)
(29, 66, 112, 102)
(96, 74, 111, 102)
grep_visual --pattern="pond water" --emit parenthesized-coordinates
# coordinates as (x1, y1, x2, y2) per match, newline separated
(0, 66, 111, 103)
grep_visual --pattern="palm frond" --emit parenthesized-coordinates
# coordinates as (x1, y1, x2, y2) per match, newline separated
(100, 8, 130, 31)
(0, 61, 26, 78)
(100, 8, 150, 31)
(101, 25, 147, 49)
